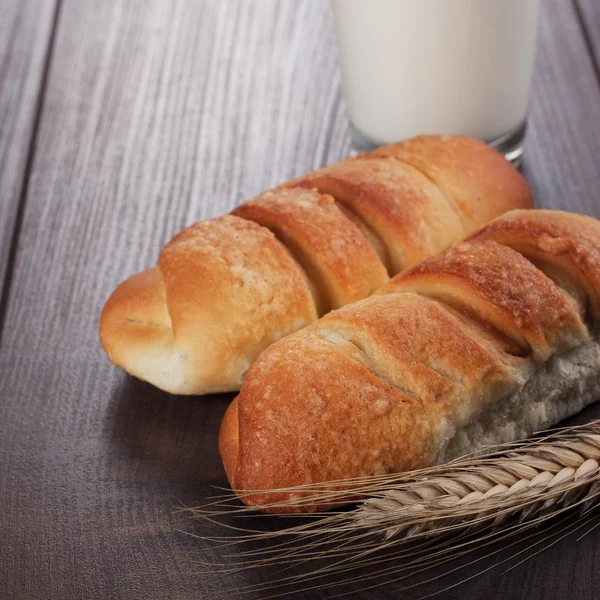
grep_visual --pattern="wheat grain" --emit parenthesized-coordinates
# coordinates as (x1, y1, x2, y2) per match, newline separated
(355, 430, 600, 540)
(187, 420, 600, 597)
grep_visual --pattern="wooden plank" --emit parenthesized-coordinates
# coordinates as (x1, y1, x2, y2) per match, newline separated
(577, 0, 600, 74)
(0, 2, 348, 599)
(522, 0, 600, 215)
(0, 0, 58, 304)
(0, 1, 599, 600)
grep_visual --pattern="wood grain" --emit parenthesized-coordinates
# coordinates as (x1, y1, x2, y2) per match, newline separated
(522, 0, 600, 216)
(577, 0, 600, 71)
(0, 0, 58, 303)
(0, 0, 599, 599)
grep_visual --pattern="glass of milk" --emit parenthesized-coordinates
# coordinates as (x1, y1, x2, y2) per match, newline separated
(331, 0, 541, 164)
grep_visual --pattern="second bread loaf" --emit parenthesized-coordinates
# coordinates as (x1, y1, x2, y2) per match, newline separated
(220, 210, 600, 512)
(100, 135, 532, 394)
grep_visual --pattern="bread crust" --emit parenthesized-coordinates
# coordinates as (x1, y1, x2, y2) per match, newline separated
(369, 135, 533, 231)
(221, 210, 597, 512)
(287, 156, 465, 273)
(100, 268, 178, 391)
(233, 187, 388, 313)
(384, 239, 587, 360)
(466, 209, 600, 318)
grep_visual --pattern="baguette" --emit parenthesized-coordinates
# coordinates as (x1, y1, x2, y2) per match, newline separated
(219, 210, 600, 512)
(99, 135, 532, 395)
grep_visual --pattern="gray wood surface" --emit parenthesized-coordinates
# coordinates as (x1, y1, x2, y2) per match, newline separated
(522, 0, 600, 215)
(0, 0, 58, 303)
(577, 0, 600, 70)
(1, 0, 600, 599)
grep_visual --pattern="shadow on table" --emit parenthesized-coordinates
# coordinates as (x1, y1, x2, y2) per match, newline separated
(104, 375, 234, 503)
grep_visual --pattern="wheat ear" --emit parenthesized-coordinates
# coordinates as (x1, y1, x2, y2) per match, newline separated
(357, 428, 600, 540)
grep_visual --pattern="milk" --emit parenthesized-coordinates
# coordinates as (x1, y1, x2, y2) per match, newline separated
(332, 0, 540, 148)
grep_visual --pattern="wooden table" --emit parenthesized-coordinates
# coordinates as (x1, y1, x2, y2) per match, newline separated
(2, 1, 600, 598)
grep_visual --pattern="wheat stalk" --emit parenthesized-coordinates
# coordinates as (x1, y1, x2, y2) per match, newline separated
(187, 421, 600, 598)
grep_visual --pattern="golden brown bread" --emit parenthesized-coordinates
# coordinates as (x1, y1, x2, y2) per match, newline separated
(465, 210, 600, 318)
(100, 135, 532, 395)
(232, 188, 387, 314)
(220, 210, 600, 512)
(286, 156, 464, 272)
(369, 134, 530, 231)
(101, 215, 317, 394)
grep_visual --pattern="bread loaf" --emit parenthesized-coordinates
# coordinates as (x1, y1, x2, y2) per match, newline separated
(100, 135, 532, 395)
(219, 210, 600, 512)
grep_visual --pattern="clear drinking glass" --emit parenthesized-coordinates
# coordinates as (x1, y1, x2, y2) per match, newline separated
(331, 0, 541, 164)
